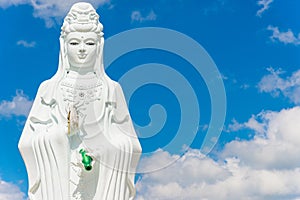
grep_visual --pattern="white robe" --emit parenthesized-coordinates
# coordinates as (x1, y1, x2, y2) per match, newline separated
(18, 72, 142, 200)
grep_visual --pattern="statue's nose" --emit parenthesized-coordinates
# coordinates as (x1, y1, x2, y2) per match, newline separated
(79, 47, 86, 53)
(79, 43, 86, 53)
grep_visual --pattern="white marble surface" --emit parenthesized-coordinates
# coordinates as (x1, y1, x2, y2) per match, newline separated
(18, 2, 142, 200)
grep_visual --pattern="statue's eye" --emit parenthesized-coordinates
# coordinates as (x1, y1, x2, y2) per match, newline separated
(70, 42, 79, 45)
(86, 42, 95, 46)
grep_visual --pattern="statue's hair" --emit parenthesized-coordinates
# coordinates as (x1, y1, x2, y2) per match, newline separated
(61, 2, 104, 39)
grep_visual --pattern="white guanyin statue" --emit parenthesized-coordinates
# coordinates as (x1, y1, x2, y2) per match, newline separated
(18, 2, 142, 200)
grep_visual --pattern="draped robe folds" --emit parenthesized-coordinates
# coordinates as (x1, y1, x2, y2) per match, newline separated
(18, 72, 142, 200)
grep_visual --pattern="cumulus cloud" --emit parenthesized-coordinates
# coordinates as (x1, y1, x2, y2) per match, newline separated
(258, 67, 300, 104)
(0, 0, 110, 27)
(267, 26, 300, 45)
(136, 150, 231, 200)
(17, 40, 36, 48)
(131, 10, 157, 23)
(222, 107, 300, 170)
(136, 107, 300, 199)
(0, 179, 26, 200)
(0, 90, 33, 118)
(256, 0, 273, 17)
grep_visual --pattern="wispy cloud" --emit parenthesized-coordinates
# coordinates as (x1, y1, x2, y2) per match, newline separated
(17, 40, 36, 48)
(226, 118, 245, 132)
(240, 84, 250, 90)
(220, 73, 228, 80)
(0, 90, 33, 118)
(0, 179, 26, 200)
(131, 10, 157, 23)
(0, 0, 110, 27)
(137, 106, 300, 199)
(256, 0, 273, 17)
(226, 114, 266, 135)
(258, 67, 300, 104)
(0, 0, 29, 8)
(267, 25, 300, 45)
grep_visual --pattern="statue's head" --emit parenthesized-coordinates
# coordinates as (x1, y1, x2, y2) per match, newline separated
(60, 2, 104, 74)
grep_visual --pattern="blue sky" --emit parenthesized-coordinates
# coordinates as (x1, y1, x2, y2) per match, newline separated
(1, 0, 300, 199)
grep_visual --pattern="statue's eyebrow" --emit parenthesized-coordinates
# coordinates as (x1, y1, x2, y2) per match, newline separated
(84, 38, 97, 42)
(67, 38, 81, 42)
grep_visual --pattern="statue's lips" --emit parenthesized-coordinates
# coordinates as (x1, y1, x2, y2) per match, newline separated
(78, 54, 87, 59)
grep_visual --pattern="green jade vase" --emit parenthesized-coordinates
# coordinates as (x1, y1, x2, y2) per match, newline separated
(79, 149, 93, 171)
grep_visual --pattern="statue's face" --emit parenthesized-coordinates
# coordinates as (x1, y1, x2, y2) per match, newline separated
(66, 32, 98, 72)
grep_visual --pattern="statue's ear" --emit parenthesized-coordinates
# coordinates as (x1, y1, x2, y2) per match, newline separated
(94, 37, 103, 74)
(64, 41, 67, 57)
(97, 37, 102, 55)
(96, 40, 100, 55)
(60, 37, 70, 70)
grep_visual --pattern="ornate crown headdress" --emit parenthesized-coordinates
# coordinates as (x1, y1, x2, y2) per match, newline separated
(61, 2, 104, 38)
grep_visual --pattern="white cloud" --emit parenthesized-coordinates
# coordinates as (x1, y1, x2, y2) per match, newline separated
(0, 90, 33, 118)
(226, 118, 244, 132)
(240, 84, 250, 89)
(267, 26, 300, 45)
(244, 114, 266, 135)
(226, 114, 266, 135)
(0, 0, 110, 27)
(131, 10, 157, 23)
(17, 40, 36, 48)
(258, 67, 300, 104)
(0, 179, 26, 200)
(256, 0, 273, 17)
(137, 107, 300, 199)
(0, 0, 29, 8)
(220, 73, 228, 80)
(222, 107, 300, 170)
